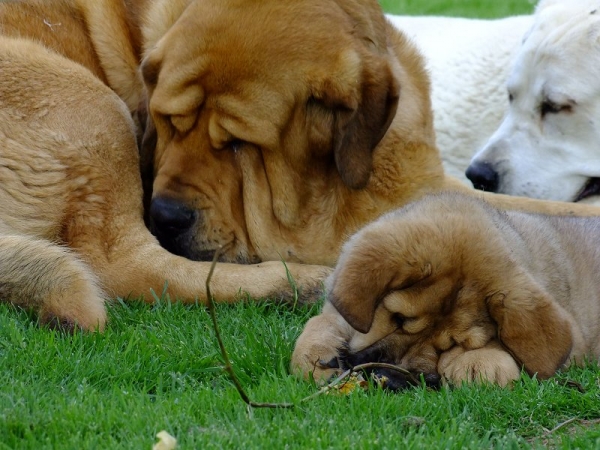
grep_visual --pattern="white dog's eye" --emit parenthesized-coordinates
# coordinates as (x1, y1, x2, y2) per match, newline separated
(541, 100, 572, 117)
(508, 93, 514, 103)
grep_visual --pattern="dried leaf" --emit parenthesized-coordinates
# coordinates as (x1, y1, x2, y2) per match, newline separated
(152, 430, 177, 450)
(329, 372, 368, 395)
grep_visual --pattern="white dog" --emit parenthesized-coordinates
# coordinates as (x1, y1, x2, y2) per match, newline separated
(467, 0, 600, 205)
(387, 14, 532, 183)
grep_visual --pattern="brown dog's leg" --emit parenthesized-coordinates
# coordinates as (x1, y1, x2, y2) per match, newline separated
(0, 234, 107, 331)
(94, 225, 332, 304)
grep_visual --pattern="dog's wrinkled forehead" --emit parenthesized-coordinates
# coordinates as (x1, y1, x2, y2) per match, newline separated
(151, 0, 376, 75)
(141, 0, 383, 123)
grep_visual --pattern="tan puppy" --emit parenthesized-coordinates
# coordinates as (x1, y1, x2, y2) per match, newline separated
(0, 36, 329, 330)
(292, 192, 600, 386)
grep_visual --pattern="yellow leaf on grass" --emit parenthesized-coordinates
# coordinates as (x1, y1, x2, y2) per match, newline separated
(330, 373, 368, 395)
(152, 430, 177, 450)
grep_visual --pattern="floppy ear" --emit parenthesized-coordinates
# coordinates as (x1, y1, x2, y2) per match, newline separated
(487, 281, 574, 379)
(320, 60, 399, 189)
(329, 231, 430, 333)
(135, 93, 157, 224)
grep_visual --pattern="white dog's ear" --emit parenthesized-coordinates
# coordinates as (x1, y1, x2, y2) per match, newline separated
(316, 56, 399, 190)
(486, 279, 573, 379)
(328, 230, 430, 333)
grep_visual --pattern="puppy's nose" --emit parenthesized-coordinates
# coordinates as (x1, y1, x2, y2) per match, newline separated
(150, 197, 197, 233)
(465, 161, 499, 192)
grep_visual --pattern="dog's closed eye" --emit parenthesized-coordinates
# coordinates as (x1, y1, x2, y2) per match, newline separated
(391, 312, 429, 334)
(392, 312, 407, 329)
(540, 99, 574, 117)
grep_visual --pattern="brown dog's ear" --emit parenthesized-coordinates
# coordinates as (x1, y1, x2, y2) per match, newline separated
(135, 93, 157, 223)
(319, 59, 399, 189)
(487, 281, 573, 379)
(329, 231, 431, 333)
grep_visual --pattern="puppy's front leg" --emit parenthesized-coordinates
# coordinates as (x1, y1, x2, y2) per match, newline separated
(290, 302, 355, 381)
(438, 340, 521, 387)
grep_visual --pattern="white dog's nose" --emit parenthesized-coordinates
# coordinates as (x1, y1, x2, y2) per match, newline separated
(466, 161, 499, 192)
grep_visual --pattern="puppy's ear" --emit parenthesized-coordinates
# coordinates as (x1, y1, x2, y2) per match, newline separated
(135, 92, 157, 223)
(319, 58, 399, 189)
(487, 281, 573, 379)
(329, 231, 430, 333)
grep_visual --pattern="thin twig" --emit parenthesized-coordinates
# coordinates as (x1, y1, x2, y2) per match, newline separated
(206, 247, 294, 408)
(352, 362, 421, 385)
(544, 417, 579, 435)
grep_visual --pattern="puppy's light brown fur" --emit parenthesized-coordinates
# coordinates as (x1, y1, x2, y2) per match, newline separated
(0, 37, 329, 330)
(292, 193, 600, 385)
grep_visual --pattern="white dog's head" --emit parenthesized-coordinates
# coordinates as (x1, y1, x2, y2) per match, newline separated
(467, 0, 600, 204)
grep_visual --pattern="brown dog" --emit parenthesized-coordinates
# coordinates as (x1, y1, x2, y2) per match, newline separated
(2, 0, 600, 331)
(0, 36, 329, 330)
(292, 192, 600, 386)
(139, 0, 598, 267)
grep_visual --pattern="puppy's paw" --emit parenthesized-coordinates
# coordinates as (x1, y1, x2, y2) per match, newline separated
(290, 308, 352, 382)
(438, 344, 521, 387)
(290, 345, 343, 382)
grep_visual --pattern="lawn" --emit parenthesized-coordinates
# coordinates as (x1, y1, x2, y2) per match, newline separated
(3, 1, 600, 449)
(381, 0, 537, 17)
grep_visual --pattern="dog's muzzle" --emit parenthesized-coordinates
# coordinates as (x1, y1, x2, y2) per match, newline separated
(465, 161, 499, 193)
(149, 196, 199, 257)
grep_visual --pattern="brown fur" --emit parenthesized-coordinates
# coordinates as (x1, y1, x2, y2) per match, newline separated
(0, 37, 329, 330)
(2, 0, 600, 332)
(0, 0, 146, 112)
(292, 193, 599, 385)
(138, 0, 600, 267)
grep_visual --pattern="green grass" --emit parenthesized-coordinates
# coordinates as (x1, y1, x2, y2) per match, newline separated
(1, 301, 600, 449)
(4, 1, 600, 448)
(381, 0, 537, 17)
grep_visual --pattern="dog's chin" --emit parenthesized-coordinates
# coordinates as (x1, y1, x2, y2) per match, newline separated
(574, 178, 600, 202)
(152, 230, 261, 264)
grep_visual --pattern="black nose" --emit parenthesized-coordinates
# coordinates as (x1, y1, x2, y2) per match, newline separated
(149, 197, 197, 233)
(465, 161, 499, 192)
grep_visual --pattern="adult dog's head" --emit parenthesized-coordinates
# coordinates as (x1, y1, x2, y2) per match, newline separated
(466, 0, 600, 205)
(329, 194, 574, 382)
(138, 0, 440, 265)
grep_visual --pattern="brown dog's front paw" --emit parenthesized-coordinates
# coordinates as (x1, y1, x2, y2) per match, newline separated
(286, 264, 332, 305)
(256, 262, 331, 305)
(438, 344, 521, 387)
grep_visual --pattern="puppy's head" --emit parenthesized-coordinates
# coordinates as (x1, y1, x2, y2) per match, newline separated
(138, 0, 404, 264)
(329, 193, 574, 380)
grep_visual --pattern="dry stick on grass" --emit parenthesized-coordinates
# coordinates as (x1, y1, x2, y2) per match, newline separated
(205, 248, 420, 409)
